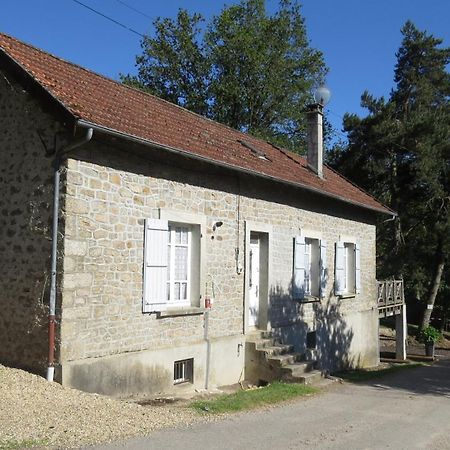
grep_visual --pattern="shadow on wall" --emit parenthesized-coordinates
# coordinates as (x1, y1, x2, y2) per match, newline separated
(267, 283, 355, 372)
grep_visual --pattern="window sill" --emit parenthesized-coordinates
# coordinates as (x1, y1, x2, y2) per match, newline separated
(339, 293, 356, 299)
(157, 306, 206, 318)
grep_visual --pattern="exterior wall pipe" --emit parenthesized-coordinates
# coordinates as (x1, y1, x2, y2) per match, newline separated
(47, 127, 93, 382)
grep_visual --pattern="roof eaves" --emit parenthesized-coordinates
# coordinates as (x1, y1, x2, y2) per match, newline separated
(77, 119, 395, 216)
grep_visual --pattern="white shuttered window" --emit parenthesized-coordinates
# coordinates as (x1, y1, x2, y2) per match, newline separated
(143, 219, 169, 312)
(335, 241, 360, 296)
(293, 236, 326, 300)
(143, 219, 194, 312)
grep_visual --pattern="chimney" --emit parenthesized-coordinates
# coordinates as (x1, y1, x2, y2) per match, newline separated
(306, 103, 324, 178)
(306, 85, 330, 179)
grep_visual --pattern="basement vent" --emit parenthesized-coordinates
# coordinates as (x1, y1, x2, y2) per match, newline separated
(238, 140, 271, 161)
(174, 358, 194, 384)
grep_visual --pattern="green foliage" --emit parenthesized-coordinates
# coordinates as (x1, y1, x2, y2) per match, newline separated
(0, 440, 48, 449)
(122, 0, 327, 152)
(190, 382, 316, 414)
(327, 22, 450, 323)
(418, 326, 442, 343)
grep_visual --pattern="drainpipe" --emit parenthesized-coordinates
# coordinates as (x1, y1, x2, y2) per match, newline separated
(47, 127, 93, 382)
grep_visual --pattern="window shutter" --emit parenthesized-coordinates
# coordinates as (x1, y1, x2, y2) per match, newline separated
(293, 236, 306, 300)
(335, 241, 345, 296)
(319, 240, 327, 298)
(143, 218, 169, 312)
(355, 242, 361, 294)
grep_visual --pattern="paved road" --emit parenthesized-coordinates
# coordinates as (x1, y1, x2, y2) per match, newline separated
(89, 359, 450, 450)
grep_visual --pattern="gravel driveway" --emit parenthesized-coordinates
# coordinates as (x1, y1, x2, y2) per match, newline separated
(0, 365, 205, 449)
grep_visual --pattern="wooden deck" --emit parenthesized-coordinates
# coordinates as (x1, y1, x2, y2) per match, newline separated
(377, 280, 405, 318)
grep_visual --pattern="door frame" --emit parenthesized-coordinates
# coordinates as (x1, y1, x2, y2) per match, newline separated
(244, 221, 272, 335)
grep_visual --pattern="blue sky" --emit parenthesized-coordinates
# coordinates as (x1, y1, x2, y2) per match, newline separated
(1, 0, 449, 139)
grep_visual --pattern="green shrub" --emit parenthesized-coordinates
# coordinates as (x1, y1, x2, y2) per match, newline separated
(418, 326, 442, 343)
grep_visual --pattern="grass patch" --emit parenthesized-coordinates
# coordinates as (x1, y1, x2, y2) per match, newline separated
(191, 382, 317, 414)
(335, 363, 424, 383)
(0, 439, 48, 449)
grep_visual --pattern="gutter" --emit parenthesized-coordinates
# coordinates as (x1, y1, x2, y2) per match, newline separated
(76, 120, 394, 216)
(47, 127, 93, 382)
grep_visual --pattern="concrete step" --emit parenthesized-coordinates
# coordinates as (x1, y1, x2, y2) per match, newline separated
(253, 338, 282, 350)
(283, 369, 323, 385)
(280, 361, 316, 376)
(267, 352, 302, 367)
(260, 344, 294, 357)
(246, 330, 274, 340)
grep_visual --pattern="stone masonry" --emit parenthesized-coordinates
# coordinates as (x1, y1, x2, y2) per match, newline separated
(0, 71, 64, 371)
(1, 71, 378, 395)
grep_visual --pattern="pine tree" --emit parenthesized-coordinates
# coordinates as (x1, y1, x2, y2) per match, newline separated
(328, 22, 450, 327)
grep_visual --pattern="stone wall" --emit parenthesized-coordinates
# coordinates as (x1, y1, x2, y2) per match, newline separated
(0, 71, 379, 391)
(0, 71, 62, 372)
(60, 139, 378, 393)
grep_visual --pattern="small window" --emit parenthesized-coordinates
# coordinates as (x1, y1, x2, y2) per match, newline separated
(174, 358, 194, 384)
(306, 331, 317, 349)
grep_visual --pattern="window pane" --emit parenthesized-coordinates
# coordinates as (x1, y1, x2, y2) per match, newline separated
(175, 247, 188, 280)
(174, 282, 180, 300)
(180, 283, 187, 300)
(175, 228, 182, 244)
(167, 245, 171, 280)
(181, 229, 188, 244)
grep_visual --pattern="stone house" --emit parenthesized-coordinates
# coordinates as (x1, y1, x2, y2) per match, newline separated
(0, 33, 393, 397)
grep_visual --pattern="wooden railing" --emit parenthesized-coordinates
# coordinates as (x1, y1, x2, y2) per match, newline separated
(377, 279, 404, 317)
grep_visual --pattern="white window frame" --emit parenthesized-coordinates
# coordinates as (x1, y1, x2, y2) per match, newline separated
(167, 224, 192, 307)
(343, 242, 355, 294)
(143, 211, 205, 313)
(304, 238, 320, 297)
(293, 231, 327, 301)
(335, 238, 361, 297)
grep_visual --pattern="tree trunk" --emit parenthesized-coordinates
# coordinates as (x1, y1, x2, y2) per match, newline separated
(421, 238, 445, 329)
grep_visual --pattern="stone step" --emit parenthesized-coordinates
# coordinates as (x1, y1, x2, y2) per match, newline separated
(282, 369, 323, 385)
(260, 344, 294, 357)
(267, 352, 302, 367)
(253, 338, 281, 350)
(280, 361, 316, 376)
(246, 330, 274, 340)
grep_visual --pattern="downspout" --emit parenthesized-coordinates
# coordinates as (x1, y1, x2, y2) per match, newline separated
(47, 127, 93, 382)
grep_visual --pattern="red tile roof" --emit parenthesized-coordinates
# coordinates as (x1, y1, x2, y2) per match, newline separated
(0, 33, 392, 215)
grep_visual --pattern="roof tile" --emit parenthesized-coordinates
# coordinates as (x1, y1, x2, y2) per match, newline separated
(0, 32, 392, 214)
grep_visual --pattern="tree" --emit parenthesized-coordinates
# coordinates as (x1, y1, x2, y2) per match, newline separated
(122, 0, 327, 151)
(327, 22, 450, 328)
